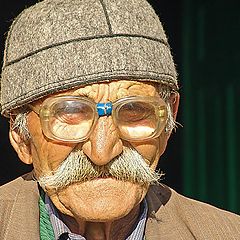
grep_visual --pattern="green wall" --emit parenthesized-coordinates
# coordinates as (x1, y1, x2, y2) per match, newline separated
(182, 0, 240, 213)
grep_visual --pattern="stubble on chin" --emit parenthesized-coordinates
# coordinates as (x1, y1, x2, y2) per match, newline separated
(50, 177, 148, 222)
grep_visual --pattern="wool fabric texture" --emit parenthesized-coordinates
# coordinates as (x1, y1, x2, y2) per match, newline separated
(1, 0, 178, 116)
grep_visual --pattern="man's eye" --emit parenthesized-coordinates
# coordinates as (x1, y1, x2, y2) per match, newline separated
(118, 102, 154, 122)
(56, 112, 85, 124)
(53, 103, 93, 124)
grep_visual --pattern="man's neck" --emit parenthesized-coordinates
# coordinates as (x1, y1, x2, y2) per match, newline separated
(61, 204, 141, 240)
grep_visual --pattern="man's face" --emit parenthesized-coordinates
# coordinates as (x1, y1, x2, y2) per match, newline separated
(15, 80, 177, 222)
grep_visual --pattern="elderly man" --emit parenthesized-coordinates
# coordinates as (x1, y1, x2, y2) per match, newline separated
(0, 0, 239, 239)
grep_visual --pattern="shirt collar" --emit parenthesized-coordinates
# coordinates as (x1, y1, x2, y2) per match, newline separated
(45, 194, 148, 240)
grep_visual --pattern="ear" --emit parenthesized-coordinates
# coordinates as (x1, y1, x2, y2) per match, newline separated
(9, 129, 33, 164)
(170, 92, 180, 121)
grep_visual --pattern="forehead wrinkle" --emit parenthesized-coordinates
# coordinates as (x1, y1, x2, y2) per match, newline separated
(114, 81, 158, 100)
(41, 80, 159, 105)
(75, 83, 112, 103)
(63, 82, 119, 102)
(96, 83, 110, 103)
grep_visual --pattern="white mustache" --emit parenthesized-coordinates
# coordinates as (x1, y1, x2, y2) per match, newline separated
(38, 147, 162, 191)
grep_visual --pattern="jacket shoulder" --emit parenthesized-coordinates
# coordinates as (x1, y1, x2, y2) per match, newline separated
(0, 175, 29, 200)
(146, 185, 240, 239)
(0, 172, 39, 240)
(171, 188, 240, 238)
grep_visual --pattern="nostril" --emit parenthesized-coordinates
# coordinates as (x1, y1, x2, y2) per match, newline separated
(82, 139, 123, 166)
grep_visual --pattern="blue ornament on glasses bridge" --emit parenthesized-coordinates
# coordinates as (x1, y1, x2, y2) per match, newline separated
(96, 102, 113, 117)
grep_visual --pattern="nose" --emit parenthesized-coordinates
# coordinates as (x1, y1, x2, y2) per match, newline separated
(81, 116, 123, 166)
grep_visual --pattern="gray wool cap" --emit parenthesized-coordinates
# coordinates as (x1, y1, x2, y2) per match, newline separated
(1, 0, 178, 117)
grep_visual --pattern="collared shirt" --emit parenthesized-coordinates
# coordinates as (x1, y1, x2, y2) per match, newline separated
(45, 195, 148, 240)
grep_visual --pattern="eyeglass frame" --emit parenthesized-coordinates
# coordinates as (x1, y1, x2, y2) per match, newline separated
(29, 95, 168, 143)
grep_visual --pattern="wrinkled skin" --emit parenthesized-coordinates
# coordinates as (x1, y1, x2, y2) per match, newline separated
(10, 80, 179, 239)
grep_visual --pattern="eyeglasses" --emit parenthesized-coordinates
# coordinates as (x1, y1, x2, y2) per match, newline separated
(29, 95, 167, 143)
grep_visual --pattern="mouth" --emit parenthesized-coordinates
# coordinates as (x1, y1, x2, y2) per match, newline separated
(92, 176, 115, 181)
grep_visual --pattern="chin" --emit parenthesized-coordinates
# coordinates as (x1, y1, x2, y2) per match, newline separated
(50, 178, 148, 222)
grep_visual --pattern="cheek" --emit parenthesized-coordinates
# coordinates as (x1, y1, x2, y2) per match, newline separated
(30, 139, 77, 178)
(130, 134, 169, 169)
(130, 139, 159, 165)
(27, 112, 77, 177)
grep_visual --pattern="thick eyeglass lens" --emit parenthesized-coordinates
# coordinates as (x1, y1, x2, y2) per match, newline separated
(116, 101, 166, 139)
(48, 100, 95, 140)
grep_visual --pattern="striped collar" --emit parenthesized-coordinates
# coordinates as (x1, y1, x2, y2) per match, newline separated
(45, 194, 148, 240)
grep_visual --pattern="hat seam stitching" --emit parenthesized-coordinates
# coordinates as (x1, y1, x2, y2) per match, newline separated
(99, 0, 113, 34)
(4, 34, 170, 68)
